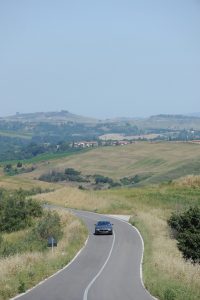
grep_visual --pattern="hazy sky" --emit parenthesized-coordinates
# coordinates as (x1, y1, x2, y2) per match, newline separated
(0, 0, 200, 118)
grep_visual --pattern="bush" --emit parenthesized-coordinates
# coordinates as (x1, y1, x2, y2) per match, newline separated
(39, 169, 85, 183)
(168, 206, 200, 263)
(94, 174, 113, 185)
(0, 190, 43, 233)
(33, 211, 62, 241)
(17, 162, 23, 168)
(18, 279, 26, 293)
(64, 168, 81, 176)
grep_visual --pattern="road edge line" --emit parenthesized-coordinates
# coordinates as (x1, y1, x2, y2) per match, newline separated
(10, 236, 89, 300)
(76, 209, 159, 300)
(107, 214, 159, 300)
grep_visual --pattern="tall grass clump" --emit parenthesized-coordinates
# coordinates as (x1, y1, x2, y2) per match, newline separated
(174, 175, 200, 188)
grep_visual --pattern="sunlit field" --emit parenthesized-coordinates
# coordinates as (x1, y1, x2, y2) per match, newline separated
(17, 142, 200, 186)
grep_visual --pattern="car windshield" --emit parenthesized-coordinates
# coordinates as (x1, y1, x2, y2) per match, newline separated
(97, 221, 111, 226)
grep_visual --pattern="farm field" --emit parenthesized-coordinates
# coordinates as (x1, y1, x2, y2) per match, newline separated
(17, 141, 200, 185)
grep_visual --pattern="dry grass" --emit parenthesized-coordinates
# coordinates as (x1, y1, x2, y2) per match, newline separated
(16, 142, 200, 185)
(174, 175, 200, 188)
(34, 186, 112, 211)
(137, 209, 200, 294)
(0, 173, 56, 190)
(99, 133, 160, 140)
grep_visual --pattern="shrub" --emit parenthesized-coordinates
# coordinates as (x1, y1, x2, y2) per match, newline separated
(18, 279, 26, 293)
(64, 168, 81, 176)
(94, 174, 113, 185)
(168, 206, 200, 263)
(39, 169, 85, 183)
(33, 211, 62, 241)
(17, 162, 23, 168)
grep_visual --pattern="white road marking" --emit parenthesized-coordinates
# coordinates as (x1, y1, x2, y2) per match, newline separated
(75, 210, 158, 300)
(10, 237, 89, 300)
(106, 214, 131, 222)
(107, 216, 159, 300)
(83, 231, 116, 300)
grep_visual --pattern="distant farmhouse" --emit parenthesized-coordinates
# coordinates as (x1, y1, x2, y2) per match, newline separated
(72, 141, 98, 148)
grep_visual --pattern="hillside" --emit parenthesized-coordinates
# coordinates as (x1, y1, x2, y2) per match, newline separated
(2, 111, 200, 129)
(1, 111, 200, 163)
(11, 141, 200, 188)
(1, 112, 200, 146)
(134, 114, 200, 130)
(1, 110, 98, 124)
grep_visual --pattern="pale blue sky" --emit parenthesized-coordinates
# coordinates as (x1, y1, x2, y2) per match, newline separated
(0, 0, 200, 118)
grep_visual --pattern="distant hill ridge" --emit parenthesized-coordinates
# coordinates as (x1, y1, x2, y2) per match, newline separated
(1, 110, 98, 124)
(1, 111, 200, 129)
(150, 114, 200, 119)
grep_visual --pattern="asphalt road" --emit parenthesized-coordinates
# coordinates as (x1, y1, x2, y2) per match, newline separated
(14, 209, 156, 300)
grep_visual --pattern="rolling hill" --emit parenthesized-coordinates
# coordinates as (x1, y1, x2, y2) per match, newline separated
(14, 141, 200, 187)
(1, 110, 98, 124)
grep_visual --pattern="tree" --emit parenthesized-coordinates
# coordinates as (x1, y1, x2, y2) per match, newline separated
(64, 168, 81, 176)
(94, 174, 113, 185)
(0, 190, 43, 233)
(17, 162, 23, 168)
(168, 206, 200, 263)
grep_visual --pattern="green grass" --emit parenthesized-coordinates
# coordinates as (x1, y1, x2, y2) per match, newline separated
(148, 160, 200, 184)
(0, 131, 32, 139)
(1, 148, 91, 165)
(84, 184, 200, 215)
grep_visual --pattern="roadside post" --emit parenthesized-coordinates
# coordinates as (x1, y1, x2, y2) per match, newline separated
(47, 237, 57, 253)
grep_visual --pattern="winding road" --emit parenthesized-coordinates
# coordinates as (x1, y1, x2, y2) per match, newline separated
(13, 209, 156, 300)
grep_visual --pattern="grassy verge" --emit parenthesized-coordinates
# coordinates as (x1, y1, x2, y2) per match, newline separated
(0, 209, 88, 300)
(130, 214, 200, 300)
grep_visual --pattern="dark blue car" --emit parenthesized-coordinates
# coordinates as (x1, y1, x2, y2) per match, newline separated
(95, 220, 113, 235)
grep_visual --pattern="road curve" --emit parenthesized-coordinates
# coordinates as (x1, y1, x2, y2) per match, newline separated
(13, 209, 156, 300)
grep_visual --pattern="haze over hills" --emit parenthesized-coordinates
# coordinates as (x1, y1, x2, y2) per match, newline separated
(1, 110, 200, 128)
(0, 110, 98, 124)
(186, 112, 200, 118)
(1, 111, 200, 159)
